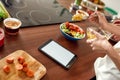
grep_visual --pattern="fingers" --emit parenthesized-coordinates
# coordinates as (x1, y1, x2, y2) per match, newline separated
(96, 12, 107, 21)
(87, 40, 100, 50)
(90, 29, 103, 39)
(86, 38, 96, 44)
(92, 46, 102, 50)
(88, 41, 103, 50)
(89, 12, 96, 18)
(89, 11, 106, 22)
(88, 13, 98, 22)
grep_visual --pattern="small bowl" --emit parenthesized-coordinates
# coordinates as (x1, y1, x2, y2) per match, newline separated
(76, 10, 89, 20)
(60, 22, 85, 41)
(72, 10, 89, 21)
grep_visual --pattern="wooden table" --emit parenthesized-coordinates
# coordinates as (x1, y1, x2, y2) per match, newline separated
(0, 0, 107, 80)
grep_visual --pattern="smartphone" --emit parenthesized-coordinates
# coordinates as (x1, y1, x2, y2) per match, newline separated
(38, 39, 77, 69)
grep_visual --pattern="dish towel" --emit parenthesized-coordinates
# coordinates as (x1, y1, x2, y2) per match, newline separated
(94, 41, 120, 80)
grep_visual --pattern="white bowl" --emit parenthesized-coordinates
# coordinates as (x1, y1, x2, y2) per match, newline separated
(76, 10, 89, 20)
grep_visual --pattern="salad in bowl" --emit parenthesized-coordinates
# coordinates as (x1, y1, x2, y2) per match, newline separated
(60, 22, 85, 41)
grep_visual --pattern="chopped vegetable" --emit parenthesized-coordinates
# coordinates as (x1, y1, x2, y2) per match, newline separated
(0, 5, 8, 20)
(23, 66, 29, 72)
(6, 57, 14, 64)
(18, 56, 25, 64)
(3, 65, 10, 73)
(16, 64, 23, 71)
(26, 69, 34, 77)
(72, 14, 83, 21)
(61, 22, 85, 39)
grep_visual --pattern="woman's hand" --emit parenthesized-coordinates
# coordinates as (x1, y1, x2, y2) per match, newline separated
(86, 29, 112, 51)
(89, 11, 108, 30)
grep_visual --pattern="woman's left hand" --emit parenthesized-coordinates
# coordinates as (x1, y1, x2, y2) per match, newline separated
(86, 29, 111, 51)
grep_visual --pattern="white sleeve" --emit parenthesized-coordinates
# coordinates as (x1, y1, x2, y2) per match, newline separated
(94, 41, 120, 80)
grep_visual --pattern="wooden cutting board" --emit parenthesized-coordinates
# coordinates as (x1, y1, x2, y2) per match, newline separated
(0, 50, 46, 80)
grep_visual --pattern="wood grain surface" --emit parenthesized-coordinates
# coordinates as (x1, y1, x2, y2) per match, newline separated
(0, 50, 46, 80)
(0, 0, 113, 80)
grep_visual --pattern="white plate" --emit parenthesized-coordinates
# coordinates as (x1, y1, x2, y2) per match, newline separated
(76, 10, 89, 19)
(72, 10, 89, 21)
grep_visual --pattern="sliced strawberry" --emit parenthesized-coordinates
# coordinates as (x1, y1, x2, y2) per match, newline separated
(69, 25, 74, 30)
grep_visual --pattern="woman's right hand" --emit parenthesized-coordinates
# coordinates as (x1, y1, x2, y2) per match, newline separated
(89, 11, 108, 30)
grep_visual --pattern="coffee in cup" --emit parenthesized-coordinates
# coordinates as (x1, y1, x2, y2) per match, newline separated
(3, 18, 22, 35)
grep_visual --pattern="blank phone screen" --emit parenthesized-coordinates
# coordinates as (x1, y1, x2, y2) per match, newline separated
(39, 40, 76, 69)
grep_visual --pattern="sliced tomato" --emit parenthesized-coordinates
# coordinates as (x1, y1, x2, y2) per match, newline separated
(65, 22, 85, 35)
(78, 27, 84, 33)
(80, 29, 85, 34)
(3, 65, 10, 73)
(70, 26, 76, 30)
(76, 29, 80, 32)
(65, 22, 70, 28)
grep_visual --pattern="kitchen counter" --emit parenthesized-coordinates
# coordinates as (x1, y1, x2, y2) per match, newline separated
(0, 0, 106, 80)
